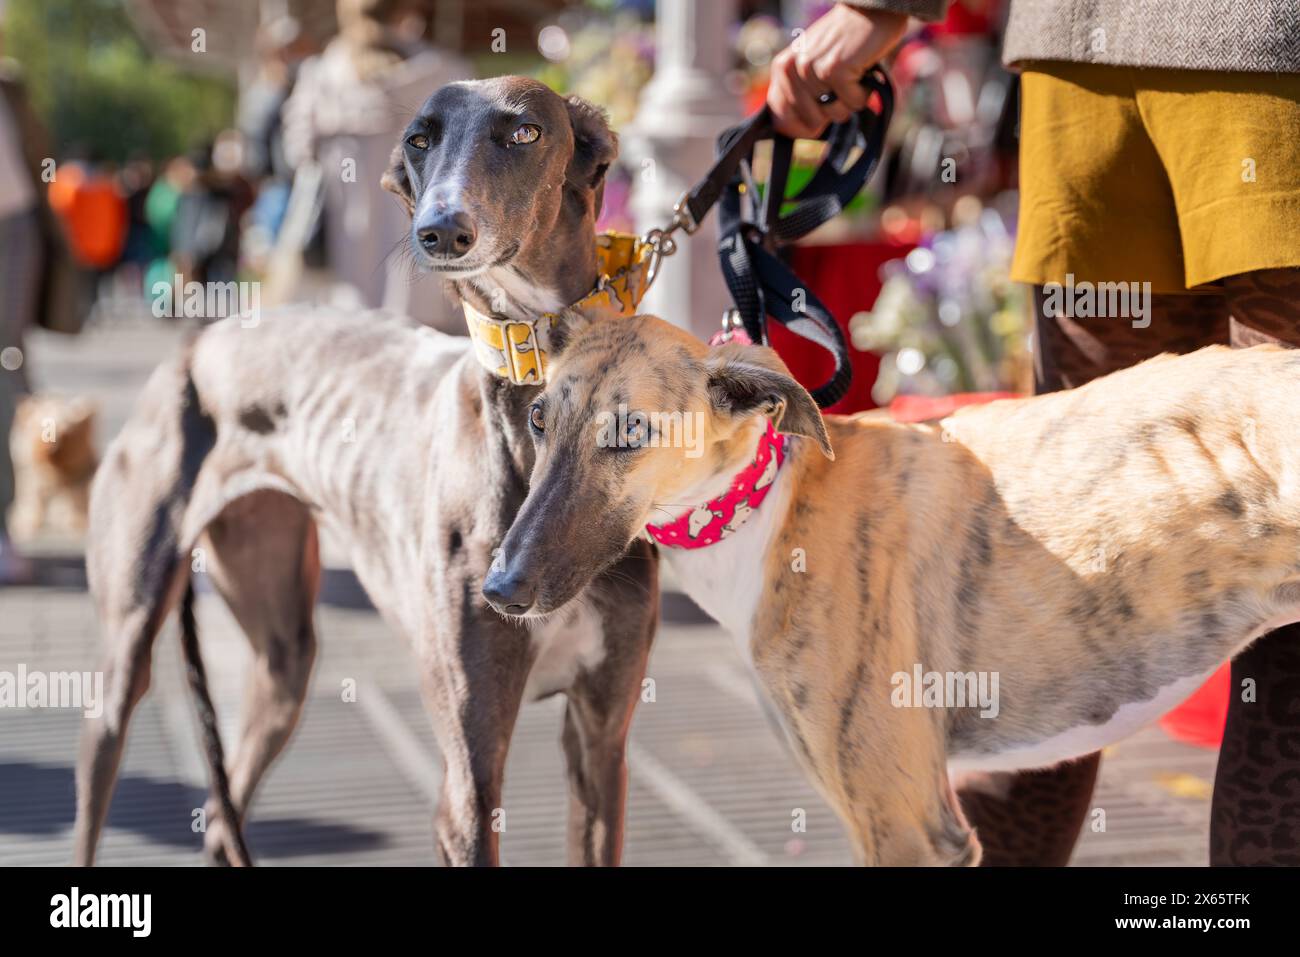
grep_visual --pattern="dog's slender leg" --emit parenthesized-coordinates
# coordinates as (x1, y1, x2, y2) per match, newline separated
(827, 723, 979, 866)
(836, 733, 980, 866)
(954, 761, 1101, 866)
(8, 483, 45, 540)
(74, 358, 214, 865)
(559, 696, 635, 867)
(198, 490, 320, 865)
(751, 645, 978, 866)
(422, 610, 535, 866)
(73, 566, 186, 865)
(560, 547, 658, 866)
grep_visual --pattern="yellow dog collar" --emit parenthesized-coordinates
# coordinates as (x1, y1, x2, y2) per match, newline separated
(462, 231, 657, 386)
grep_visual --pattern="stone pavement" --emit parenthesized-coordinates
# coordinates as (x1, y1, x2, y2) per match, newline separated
(0, 310, 1218, 866)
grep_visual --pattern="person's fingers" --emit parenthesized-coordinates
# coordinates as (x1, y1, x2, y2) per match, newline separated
(789, 89, 830, 137)
(823, 59, 871, 112)
(769, 53, 828, 138)
(766, 59, 806, 136)
(766, 50, 800, 129)
(820, 99, 853, 124)
(802, 52, 857, 126)
(789, 53, 837, 134)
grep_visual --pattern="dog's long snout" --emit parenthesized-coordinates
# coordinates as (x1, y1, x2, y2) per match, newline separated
(416, 209, 478, 259)
(483, 562, 537, 616)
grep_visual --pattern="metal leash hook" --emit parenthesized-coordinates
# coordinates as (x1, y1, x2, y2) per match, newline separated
(640, 192, 699, 293)
(710, 307, 748, 346)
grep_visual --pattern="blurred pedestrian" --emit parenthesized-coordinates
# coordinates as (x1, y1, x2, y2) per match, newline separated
(170, 135, 254, 289)
(279, 0, 469, 330)
(240, 14, 314, 261)
(46, 159, 128, 273)
(115, 156, 158, 297)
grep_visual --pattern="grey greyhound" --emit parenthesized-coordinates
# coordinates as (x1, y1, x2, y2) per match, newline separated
(73, 77, 659, 866)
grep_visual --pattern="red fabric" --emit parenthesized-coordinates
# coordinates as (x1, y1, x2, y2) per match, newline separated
(888, 391, 1017, 423)
(47, 164, 126, 267)
(930, 0, 1001, 35)
(1158, 666, 1228, 750)
(781, 242, 913, 414)
(48, 165, 127, 269)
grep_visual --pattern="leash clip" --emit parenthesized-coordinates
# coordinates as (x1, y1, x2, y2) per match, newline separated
(708, 308, 751, 346)
(671, 192, 700, 235)
(640, 191, 701, 292)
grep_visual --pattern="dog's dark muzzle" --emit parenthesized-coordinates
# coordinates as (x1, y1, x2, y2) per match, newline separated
(415, 209, 478, 259)
(482, 563, 537, 616)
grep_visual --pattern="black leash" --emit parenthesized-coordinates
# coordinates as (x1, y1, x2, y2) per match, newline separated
(647, 66, 894, 408)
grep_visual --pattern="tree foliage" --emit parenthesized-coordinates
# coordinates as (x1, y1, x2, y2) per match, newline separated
(4, 0, 235, 162)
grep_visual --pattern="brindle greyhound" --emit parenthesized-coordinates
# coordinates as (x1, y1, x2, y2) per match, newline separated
(73, 77, 659, 866)
(487, 314, 1300, 865)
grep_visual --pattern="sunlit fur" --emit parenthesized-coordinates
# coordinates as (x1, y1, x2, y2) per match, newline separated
(498, 314, 1300, 865)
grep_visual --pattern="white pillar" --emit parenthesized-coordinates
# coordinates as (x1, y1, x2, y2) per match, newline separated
(626, 0, 741, 340)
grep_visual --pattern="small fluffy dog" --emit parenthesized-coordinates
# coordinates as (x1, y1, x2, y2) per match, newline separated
(9, 395, 98, 539)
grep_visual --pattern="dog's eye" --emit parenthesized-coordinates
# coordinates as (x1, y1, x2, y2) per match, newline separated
(625, 420, 649, 447)
(407, 133, 430, 150)
(528, 403, 545, 433)
(510, 124, 541, 146)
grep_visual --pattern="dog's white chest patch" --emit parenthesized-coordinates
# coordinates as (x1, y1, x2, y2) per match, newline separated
(475, 269, 565, 319)
(662, 467, 794, 664)
(524, 600, 605, 701)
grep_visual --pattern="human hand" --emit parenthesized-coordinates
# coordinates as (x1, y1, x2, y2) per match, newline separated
(766, 4, 909, 138)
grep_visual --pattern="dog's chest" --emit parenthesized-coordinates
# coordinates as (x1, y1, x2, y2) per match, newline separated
(524, 601, 606, 700)
(661, 469, 794, 664)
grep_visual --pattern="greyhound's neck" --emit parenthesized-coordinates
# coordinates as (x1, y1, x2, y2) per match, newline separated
(451, 220, 601, 475)
(654, 444, 799, 646)
(452, 256, 598, 322)
(672, 420, 773, 509)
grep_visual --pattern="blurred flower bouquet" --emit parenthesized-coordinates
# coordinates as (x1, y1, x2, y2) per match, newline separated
(849, 195, 1029, 405)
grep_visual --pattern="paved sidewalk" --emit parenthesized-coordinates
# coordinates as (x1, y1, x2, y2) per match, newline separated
(0, 312, 1218, 866)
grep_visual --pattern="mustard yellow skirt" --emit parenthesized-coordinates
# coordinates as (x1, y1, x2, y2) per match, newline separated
(1013, 62, 1300, 294)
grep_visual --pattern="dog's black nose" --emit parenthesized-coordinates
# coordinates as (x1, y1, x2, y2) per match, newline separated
(416, 211, 477, 259)
(483, 568, 536, 616)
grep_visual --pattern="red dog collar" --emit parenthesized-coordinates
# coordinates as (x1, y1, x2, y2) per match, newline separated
(646, 420, 786, 549)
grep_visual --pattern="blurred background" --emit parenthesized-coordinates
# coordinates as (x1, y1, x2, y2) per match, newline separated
(0, 0, 1222, 866)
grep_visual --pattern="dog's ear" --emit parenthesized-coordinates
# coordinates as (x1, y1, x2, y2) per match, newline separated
(564, 95, 617, 201)
(380, 142, 415, 216)
(706, 344, 834, 459)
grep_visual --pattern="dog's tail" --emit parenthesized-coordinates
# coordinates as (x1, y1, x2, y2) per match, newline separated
(178, 578, 253, 867)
